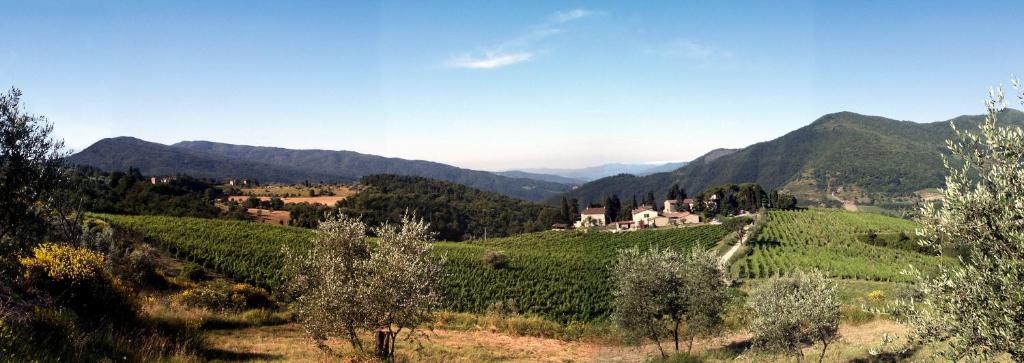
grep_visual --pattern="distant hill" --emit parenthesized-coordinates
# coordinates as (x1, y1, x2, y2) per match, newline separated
(68, 138, 571, 201)
(494, 170, 586, 185)
(557, 110, 1024, 205)
(338, 174, 558, 241)
(518, 161, 691, 182)
(66, 137, 344, 183)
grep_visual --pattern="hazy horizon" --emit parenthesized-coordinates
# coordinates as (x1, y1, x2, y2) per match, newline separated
(4, 1, 1024, 170)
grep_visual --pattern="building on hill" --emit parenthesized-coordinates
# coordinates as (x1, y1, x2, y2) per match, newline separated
(665, 199, 691, 213)
(577, 207, 607, 228)
(657, 211, 700, 226)
(550, 223, 569, 231)
(632, 205, 659, 227)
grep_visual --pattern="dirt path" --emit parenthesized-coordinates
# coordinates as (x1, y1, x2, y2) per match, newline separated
(719, 224, 752, 269)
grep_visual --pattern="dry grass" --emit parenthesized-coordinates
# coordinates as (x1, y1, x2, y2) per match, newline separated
(196, 318, 925, 362)
(245, 208, 291, 225)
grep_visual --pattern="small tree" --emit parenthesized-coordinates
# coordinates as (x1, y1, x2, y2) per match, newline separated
(612, 246, 676, 358)
(611, 246, 728, 358)
(900, 80, 1024, 360)
(281, 214, 371, 352)
(282, 213, 444, 359)
(364, 215, 445, 359)
(677, 248, 727, 353)
(746, 271, 840, 363)
(0, 87, 70, 258)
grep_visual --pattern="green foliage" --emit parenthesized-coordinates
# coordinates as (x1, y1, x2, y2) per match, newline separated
(560, 110, 1024, 206)
(177, 281, 275, 312)
(902, 82, 1024, 361)
(729, 209, 949, 282)
(0, 87, 69, 257)
(72, 166, 236, 219)
(611, 246, 728, 358)
(98, 213, 312, 288)
(19, 243, 138, 323)
(483, 250, 509, 269)
(338, 174, 559, 241)
(747, 271, 841, 362)
(179, 262, 207, 282)
(98, 213, 729, 322)
(71, 138, 571, 201)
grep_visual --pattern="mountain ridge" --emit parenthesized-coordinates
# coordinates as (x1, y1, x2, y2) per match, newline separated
(556, 109, 1024, 206)
(68, 138, 572, 201)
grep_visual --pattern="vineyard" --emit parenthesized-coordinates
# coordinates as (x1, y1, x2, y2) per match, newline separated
(96, 213, 729, 322)
(729, 209, 950, 282)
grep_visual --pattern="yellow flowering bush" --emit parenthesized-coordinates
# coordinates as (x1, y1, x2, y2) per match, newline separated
(177, 281, 274, 311)
(867, 290, 885, 302)
(20, 243, 106, 284)
(19, 243, 137, 321)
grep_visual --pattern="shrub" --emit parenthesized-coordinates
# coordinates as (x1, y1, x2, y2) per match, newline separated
(867, 290, 885, 302)
(179, 263, 207, 282)
(19, 243, 137, 322)
(486, 299, 519, 317)
(483, 251, 509, 269)
(177, 281, 275, 312)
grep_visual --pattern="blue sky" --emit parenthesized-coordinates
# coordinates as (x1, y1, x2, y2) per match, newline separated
(2, 1, 1023, 170)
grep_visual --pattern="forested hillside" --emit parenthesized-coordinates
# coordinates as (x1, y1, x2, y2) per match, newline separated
(560, 110, 1024, 205)
(338, 175, 560, 241)
(68, 137, 572, 201)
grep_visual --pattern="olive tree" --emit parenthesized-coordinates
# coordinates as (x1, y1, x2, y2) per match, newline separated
(611, 246, 727, 358)
(282, 213, 444, 359)
(281, 213, 371, 353)
(901, 80, 1024, 361)
(0, 87, 69, 257)
(746, 271, 840, 363)
(364, 215, 445, 358)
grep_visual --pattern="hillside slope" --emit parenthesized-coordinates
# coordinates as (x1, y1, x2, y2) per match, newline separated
(68, 138, 571, 201)
(560, 110, 1024, 205)
(67, 137, 343, 182)
(172, 140, 570, 201)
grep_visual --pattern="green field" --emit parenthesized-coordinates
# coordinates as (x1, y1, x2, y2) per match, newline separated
(97, 214, 729, 322)
(729, 209, 950, 282)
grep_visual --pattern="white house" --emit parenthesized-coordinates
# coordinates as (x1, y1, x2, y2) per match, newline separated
(577, 207, 607, 227)
(632, 205, 659, 227)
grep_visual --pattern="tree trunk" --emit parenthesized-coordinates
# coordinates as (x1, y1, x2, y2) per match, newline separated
(818, 341, 829, 363)
(375, 330, 390, 359)
(688, 336, 695, 354)
(673, 321, 680, 352)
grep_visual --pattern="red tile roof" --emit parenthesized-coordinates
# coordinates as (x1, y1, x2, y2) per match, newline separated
(632, 205, 654, 215)
(582, 207, 605, 215)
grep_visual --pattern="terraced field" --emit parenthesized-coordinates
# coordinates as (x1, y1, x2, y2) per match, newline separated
(729, 209, 950, 282)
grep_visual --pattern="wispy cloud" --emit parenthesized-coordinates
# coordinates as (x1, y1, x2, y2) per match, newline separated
(647, 40, 733, 61)
(446, 52, 534, 69)
(550, 8, 598, 23)
(446, 8, 602, 70)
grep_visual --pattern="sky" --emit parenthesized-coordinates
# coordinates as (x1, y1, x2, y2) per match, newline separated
(2, 1, 1023, 171)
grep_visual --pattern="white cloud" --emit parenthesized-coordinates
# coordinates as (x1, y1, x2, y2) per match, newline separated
(551, 8, 595, 23)
(447, 52, 534, 69)
(444, 8, 602, 70)
(648, 40, 733, 61)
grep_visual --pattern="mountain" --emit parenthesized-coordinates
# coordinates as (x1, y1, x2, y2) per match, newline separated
(518, 161, 690, 182)
(494, 170, 586, 185)
(68, 138, 571, 201)
(557, 110, 1024, 206)
(67, 137, 344, 183)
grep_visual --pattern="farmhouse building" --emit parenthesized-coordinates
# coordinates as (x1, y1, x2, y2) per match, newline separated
(631, 205, 659, 226)
(577, 207, 607, 227)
